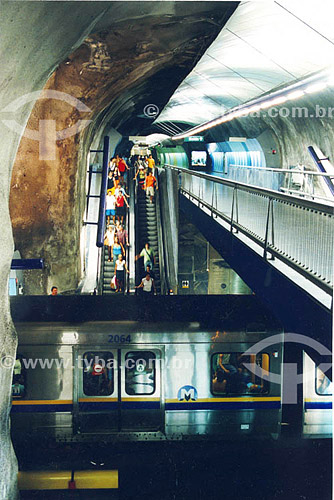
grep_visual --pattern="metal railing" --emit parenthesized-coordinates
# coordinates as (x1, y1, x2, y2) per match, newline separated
(225, 164, 334, 204)
(96, 246, 103, 295)
(155, 170, 168, 295)
(164, 165, 334, 294)
(127, 168, 136, 293)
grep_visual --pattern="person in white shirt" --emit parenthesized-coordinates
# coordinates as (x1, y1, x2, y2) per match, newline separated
(104, 225, 115, 262)
(105, 190, 116, 225)
(114, 254, 129, 293)
(135, 273, 156, 294)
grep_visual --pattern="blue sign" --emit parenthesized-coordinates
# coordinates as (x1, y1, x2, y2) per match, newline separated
(177, 385, 198, 401)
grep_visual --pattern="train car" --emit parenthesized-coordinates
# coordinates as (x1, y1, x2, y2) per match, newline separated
(11, 321, 283, 443)
(302, 352, 332, 438)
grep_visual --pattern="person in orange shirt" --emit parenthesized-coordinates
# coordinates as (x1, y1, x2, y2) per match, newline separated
(144, 171, 157, 203)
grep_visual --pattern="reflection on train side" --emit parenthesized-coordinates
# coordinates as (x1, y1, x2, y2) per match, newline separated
(12, 356, 26, 398)
(125, 351, 155, 395)
(316, 366, 333, 396)
(83, 352, 114, 396)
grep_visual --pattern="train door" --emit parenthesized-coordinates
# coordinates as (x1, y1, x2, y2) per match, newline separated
(75, 349, 118, 434)
(303, 352, 332, 438)
(120, 348, 162, 431)
(75, 347, 162, 435)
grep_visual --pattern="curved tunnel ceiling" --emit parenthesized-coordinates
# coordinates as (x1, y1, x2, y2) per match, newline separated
(91, 1, 239, 137)
(155, 0, 334, 129)
(9, 1, 238, 293)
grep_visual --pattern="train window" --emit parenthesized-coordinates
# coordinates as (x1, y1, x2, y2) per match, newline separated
(83, 352, 114, 396)
(125, 351, 156, 395)
(316, 366, 332, 396)
(211, 353, 269, 396)
(12, 356, 26, 398)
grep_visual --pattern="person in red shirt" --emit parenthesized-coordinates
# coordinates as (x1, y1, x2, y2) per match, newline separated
(144, 171, 157, 203)
(117, 157, 130, 180)
(115, 191, 129, 225)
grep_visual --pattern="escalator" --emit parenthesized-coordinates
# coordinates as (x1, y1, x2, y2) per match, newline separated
(136, 188, 161, 293)
(102, 246, 114, 295)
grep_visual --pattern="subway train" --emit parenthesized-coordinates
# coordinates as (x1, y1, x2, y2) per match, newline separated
(10, 320, 332, 443)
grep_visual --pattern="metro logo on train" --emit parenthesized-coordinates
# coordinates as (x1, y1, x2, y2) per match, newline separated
(177, 385, 198, 402)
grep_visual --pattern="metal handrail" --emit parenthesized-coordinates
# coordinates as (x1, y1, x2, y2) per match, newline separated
(96, 246, 103, 295)
(227, 163, 334, 204)
(228, 164, 334, 177)
(164, 164, 334, 213)
(126, 169, 135, 293)
(155, 169, 167, 295)
(164, 164, 333, 294)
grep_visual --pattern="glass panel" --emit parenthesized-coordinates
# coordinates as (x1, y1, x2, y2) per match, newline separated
(12, 356, 26, 398)
(316, 366, 332, 396)
(83, 352, 114, 396)
(211, 353, 269, 395)
(125, 351, 156, 395)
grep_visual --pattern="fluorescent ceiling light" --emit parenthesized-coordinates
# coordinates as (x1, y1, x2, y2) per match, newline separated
(287, 90, 305, 100)
(248, 105, 261, 113)
(305, 82, 327, 94)
(172, 71, 330, 140)
(270, 96, 287, 105)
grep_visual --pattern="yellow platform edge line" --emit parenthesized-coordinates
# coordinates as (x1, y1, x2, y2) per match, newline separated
(75, 470, 118, 489)
(18, 470, 118, 490)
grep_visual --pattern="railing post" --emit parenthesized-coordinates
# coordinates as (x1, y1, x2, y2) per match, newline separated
(264, 198, 274, 260)
(211, 181, 215, 217)
(230, 186, 238, 233)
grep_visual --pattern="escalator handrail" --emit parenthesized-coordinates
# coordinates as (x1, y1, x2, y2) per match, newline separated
(155, 169, 168, 295)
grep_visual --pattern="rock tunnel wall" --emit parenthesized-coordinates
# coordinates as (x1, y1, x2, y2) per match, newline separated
(0, 2, 112, 497)
(1, 1, 333, 497)
(1, 2, 235, 495)
(9, 5, 231, 295)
